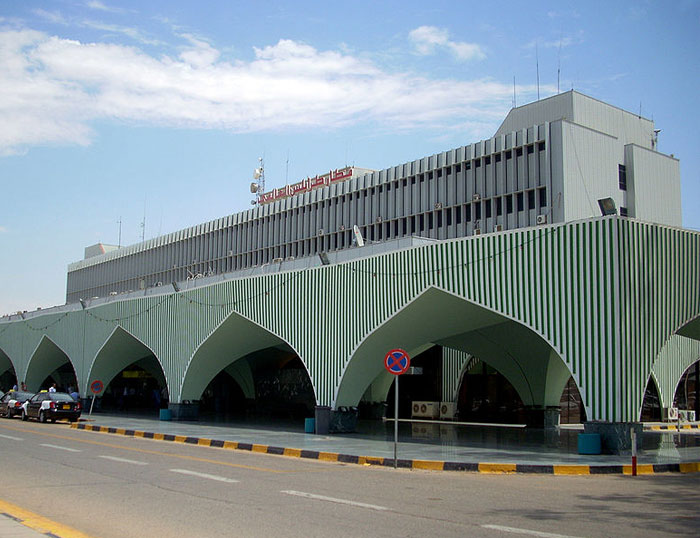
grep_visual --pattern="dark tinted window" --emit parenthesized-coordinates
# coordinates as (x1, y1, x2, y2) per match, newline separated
(50, 393, 75, 402)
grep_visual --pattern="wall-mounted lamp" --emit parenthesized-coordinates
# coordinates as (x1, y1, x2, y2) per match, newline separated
(597, 198, 617, 216)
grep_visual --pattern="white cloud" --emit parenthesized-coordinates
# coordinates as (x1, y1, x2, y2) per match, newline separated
(0, 27, 525, 155)
(86, 1, 126, 14)
(408, 26, 485, 61)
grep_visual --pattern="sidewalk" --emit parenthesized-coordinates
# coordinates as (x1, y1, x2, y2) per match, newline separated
(71, 414, 700, 475)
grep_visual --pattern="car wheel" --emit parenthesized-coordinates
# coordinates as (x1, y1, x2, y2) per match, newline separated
(39, 410, 46, 423)
(21, 410, 27, 421)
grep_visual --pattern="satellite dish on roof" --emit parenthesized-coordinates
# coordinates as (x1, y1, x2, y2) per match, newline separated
(253, 168, 262, 179)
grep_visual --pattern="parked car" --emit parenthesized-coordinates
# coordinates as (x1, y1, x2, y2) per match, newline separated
(22, 392, 82, 423)
(0, 391, 35, 418)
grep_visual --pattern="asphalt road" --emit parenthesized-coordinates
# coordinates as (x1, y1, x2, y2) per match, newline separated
(0, 420, 698, 538)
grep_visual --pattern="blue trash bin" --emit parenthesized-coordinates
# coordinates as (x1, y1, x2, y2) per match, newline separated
(159, 408, 172, 421)
(578, 433, 601, 455)
(304, 418, 315, 433)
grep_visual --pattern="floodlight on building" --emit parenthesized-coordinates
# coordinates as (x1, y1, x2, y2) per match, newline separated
(172, 282, 180, 293)
(79, 299, 87, 310)
(597, 198, 617, 216)
(318, 252, 330, 266)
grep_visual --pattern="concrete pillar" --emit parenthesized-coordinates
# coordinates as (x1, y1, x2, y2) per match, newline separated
(169, 401, 200, 421)
(583, 422, 643, 455)
(524, 406, 561, 429)
(314, 405, 331, 434)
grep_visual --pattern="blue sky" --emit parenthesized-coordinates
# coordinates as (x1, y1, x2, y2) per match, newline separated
(1, 0, 698, 315)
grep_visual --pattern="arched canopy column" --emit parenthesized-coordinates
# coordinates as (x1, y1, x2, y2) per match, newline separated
(651, 335, 700, 413)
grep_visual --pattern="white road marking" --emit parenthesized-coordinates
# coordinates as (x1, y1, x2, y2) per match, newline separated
(99, 455, 149, 465)
(40, 443, 81, 452)
(170, 469, 239, 483)
(281, 490, 389, 512)
(482, 524, 582, 538)
(0, 434, 23, 441)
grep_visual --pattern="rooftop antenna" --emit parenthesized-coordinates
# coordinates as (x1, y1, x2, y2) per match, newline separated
(557, 36, 562, 94)
(250, 157, 265, 205)
(513, 76, 516, 108)
(285, 151, 289, 185)
(140, 198, 146, 242)
(536, 41, 540, 100)
(117, 216, 122, 248)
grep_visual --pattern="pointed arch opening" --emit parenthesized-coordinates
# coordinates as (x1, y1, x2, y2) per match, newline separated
(88, 326, 167, 415)
(337, 287, 576, 427)
(673, 359, 700, 418)
(641, 373, 662, 422)
(181, 310, 316, 424)
(25, 336, 77, 393)
(0, 347, 17, 392)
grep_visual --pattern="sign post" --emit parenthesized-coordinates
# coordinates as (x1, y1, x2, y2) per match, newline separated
(89, 380, 104, 415)
(384, 349, 411, 469)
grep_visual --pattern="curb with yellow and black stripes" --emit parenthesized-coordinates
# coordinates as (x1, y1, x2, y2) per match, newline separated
(646, 424, 700, 432)
(71, 423, 700, 475)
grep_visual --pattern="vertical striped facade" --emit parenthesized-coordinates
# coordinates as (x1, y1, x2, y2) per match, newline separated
(1, 217, 699, 422)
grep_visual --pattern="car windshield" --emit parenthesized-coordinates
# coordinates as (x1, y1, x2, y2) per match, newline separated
(49, 393, 75, 402)
(10, 391, 34, 401)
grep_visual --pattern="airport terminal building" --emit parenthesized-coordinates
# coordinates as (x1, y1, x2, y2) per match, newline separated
(66, 91, 680, 303)
(1, 91, 698, 439)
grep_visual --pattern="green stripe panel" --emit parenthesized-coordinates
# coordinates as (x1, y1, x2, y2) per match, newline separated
(2, 217, 699, 422)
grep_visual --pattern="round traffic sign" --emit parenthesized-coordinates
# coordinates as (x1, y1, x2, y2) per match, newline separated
(90, 380, 104, 394)
(384, 349, 411, 375)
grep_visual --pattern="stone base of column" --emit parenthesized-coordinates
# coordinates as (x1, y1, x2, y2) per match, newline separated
(314, 405, 331, 434)
(583, 422, 643, 455)
(524, 406, 561, 429)
(330, 406, 359, 433)
(168, 401, 199, 421)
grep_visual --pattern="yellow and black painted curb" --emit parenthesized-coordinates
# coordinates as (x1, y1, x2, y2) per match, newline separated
(70, 423, 700, 475)
(0, 498, 93, 538)
(647, 424, 700, 432)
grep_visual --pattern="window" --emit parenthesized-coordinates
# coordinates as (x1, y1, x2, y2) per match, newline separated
(437, 169, 443, 178)
(465, 204, 471, 221)
(517, 192, 524, 211)
(495, 153, 502, 163)
(428, 213, 434, 230)
(446, 209, 452, 226)
(516, 147, 523, 157)
(618, 165, 627, 191)
(475, 202, 481, 220)
(465, 162, 471, 170)
(539, 188, 547, 207)
(496, 197, 503, 216)
(538, 141, 546, 151)
(505, 150, 512, 159)
(475, 159, 481, 168)
(455, 164, 461, 173)
(527, 145, 534, 154)
(620, 206, 628, 217)
(506, 195, 513, 214)
(528, 190, 535, 208)
(484, 156, 491, 165)
(456, 206, 462, 224)
(485, 199, 492, 218)
(419, 214, 425, 231)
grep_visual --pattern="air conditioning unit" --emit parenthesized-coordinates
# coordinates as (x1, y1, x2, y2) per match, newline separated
(662, 407, 679, 421)
(679, 410, 696, 422)
(339, 224, 345, 231)
(536, 214, 548, 225)
(272, 257, 283, 263)
(495, 224, 503, 232)
(375, 216, 382, 223)
(434, 202, 443, 210)
(440, 402, 457, 420)
(411, 401, 440, 419)
(472, 193, 481, 202)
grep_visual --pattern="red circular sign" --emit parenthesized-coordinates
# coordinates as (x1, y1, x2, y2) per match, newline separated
(384, 349, 411, 375)
(90, 380, 104, 394)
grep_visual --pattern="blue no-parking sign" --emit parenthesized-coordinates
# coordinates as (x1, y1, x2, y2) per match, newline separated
(384, 349, 410, 375)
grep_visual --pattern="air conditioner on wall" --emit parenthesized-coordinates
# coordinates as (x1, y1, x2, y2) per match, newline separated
(679, 410, 696, 422)
(472, 193, 481, 202)
(434, 202, 443, 210)
(536, 214, 548, 225)
(440, 402, 457, 420)
(412, 401, 440, 419)
(662, 407, 679, 421)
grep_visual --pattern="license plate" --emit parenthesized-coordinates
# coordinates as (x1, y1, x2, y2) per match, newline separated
(62, 405, 70, 410)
